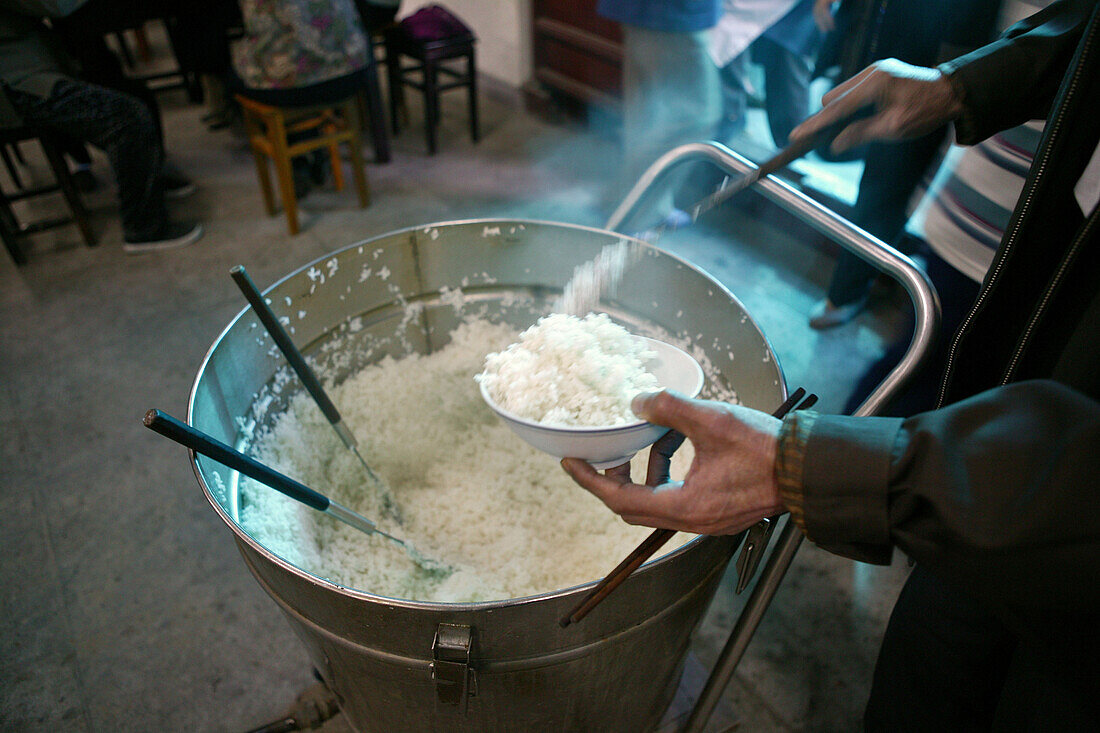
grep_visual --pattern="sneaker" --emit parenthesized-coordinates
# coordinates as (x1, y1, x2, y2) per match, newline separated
(808, 297, 868, 330)
(160, 174, 197, 200)
(158, 161, 197, 200)
(123, 221, 203, 253)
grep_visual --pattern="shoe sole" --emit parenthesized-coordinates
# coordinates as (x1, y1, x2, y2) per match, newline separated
(124, 224, 204, 254)
(163, 183, 197, 200)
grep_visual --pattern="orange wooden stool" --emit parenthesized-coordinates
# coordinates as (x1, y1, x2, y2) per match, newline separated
(236, 94, 370, 235)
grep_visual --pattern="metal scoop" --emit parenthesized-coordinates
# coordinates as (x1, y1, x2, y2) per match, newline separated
(144, 409, 452, 576)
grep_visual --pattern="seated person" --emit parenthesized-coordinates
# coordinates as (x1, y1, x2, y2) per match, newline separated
(0, 0, 202, 252)
(229, 0, 374, 196)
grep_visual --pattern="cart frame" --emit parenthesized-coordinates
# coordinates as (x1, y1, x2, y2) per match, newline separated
(605, 142, 941, 731)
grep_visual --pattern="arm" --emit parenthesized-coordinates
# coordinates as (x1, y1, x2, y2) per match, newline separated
(790, 379, 1100, 618)
(788, 0, 1094, 151)
(941, 0, 1094, 143)
(562, 380, 1100, 618)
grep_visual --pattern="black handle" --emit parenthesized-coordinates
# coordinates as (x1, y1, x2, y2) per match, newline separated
(761, 104, 877, 179)
(144, 408, 330, 512)
(230, 265, 343, 426)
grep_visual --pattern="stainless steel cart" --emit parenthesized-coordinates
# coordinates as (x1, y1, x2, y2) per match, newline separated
(604, 141, 941, 732)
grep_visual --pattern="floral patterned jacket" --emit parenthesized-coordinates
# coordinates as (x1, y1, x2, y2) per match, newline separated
(233, 0, 369, 89)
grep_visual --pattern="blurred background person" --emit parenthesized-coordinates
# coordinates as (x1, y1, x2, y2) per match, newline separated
(229, 0, 373, 198)
(711, 0, 819, 148)
(0, 0, 203, 251)
(597, 0, 724, 232)
(841, 0, 1053, 417)
(806, 0, 1002, 329)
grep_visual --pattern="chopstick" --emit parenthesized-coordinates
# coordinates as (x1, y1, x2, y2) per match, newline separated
(559, 387, 814, 628)
(142, 409, 404, 545)
(145, 409, 454, 575)
(229, 265, 390, 493)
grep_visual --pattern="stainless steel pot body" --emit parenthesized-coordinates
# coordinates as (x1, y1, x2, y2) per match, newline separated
(188, 220, 786, 732)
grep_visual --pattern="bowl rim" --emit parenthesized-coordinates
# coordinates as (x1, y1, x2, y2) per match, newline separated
(479, 335, 704, 434)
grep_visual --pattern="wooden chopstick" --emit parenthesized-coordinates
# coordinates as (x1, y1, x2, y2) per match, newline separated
(559, 387, 811, 628)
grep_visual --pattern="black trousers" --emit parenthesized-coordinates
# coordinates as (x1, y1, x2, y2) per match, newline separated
(843, 243, 980, 417)
(826, 128, 947, 307)
(6, 80, 167, 239)
(865, 565, 1098, 731)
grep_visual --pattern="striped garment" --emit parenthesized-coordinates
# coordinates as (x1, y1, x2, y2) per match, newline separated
(905, 0, 1051, 283)
(908, 120, 1044, 282)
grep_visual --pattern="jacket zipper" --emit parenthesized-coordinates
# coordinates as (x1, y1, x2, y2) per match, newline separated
(1004, 209, 1099, 383)
(1001, 11, 1098, 384)
(936, 8, 1097, 407)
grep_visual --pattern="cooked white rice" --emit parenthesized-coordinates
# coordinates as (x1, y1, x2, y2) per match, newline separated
(239, 317, 694, 603)
(475, 313, 659, 427)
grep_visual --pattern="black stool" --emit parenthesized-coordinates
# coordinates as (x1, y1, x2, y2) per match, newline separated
(383, 24, 478, 155)
(0, 125, 97, 265)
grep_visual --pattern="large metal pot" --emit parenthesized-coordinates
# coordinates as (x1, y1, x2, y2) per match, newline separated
(188, 219, 786, 732)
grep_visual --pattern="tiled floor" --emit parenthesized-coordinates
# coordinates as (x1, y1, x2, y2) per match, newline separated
(1, 41, 917, 732)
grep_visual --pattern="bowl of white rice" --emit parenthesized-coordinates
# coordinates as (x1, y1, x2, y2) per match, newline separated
(476, 313, 704, 469)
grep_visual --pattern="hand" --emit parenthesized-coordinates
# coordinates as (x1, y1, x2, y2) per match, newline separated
(560, 390, 785, 535)
(790, 58, 964, 153)
(813, 0, 836, 33)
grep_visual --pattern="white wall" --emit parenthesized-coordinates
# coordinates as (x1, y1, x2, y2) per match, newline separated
(400, 1, 532, 89)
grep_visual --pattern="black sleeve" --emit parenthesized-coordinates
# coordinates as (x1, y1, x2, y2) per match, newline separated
(939, 0, 1096, 143)
(799, 380, 1100, 627)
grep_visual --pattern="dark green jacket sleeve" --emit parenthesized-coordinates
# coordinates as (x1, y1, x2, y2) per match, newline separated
(939, 0, 1096, 144)
(797, 380, 1100, 623)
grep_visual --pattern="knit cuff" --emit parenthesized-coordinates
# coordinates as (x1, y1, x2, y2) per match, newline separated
(775, 410, 818, 535)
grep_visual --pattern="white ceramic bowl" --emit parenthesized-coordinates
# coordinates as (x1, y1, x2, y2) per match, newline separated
(480, 336, 705, 469)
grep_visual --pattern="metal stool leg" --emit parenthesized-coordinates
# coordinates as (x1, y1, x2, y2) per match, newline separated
(467, 46, 479, 143)
(423, 57, 439, 155)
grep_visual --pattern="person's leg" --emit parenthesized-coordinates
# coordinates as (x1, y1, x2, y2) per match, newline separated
(864, 565, 1015, 732)
(842, 244, 981, 416)
(7, 80, 198, 247)
(618, 26, 722, 231)
(752, 37, 811, 149)
(813, 127, 948, 328)
(49, 20, 168, 148)
(715, 54, 750, 145)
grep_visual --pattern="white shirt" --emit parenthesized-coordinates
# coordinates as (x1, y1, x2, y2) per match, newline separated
(1075, 142, 1100, 217)
(708, 0, 800, 68)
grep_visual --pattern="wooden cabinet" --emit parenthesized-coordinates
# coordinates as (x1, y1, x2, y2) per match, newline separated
(531, 0, 623, 111)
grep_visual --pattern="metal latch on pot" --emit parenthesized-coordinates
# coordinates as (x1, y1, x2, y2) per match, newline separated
(431, 623, 477, 712)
